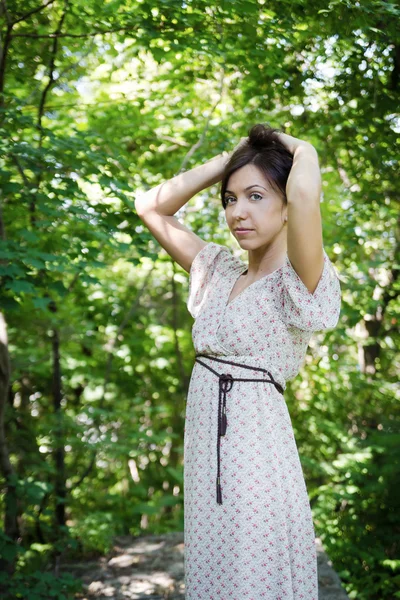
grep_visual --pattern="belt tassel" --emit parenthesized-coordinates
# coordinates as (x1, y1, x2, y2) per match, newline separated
(194, 354, 284, 505)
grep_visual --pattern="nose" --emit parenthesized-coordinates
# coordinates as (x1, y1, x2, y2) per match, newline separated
(231, 198, 249, 219)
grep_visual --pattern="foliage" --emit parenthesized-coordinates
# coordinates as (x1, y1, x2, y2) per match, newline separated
(0, 0, 399, 598)
(0, 530, 83, 599)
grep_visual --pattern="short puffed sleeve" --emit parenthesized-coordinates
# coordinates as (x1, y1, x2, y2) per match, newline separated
(279, 248, 341, 332)
(187, 241, 233, 319)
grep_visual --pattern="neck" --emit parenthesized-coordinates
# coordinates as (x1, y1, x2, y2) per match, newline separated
(244, 240, 287, 280)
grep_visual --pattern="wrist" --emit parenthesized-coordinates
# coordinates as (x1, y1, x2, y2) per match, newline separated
(220, 150, 230, 167)
(212, 150, 230, 160)
(208, 151, 230, 170)
(294, 142, 317, 156)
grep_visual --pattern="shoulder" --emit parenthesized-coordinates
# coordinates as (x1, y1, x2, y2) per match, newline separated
(190, 241, 244, 279)
(187, 242, 244, 319)
(280, 248, 341, 297)
(278, 247, 341, 332)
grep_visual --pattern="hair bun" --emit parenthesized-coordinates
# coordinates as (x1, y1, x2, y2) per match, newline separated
(247, 123, 283, 150)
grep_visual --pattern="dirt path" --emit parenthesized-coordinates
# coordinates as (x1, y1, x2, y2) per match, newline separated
(64, 532, 349, 599)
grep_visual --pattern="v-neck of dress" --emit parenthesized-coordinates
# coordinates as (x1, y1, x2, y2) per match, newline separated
(225, 254, 288, 308)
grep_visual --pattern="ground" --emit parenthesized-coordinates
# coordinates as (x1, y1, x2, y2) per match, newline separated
(63, 532, 350, 600)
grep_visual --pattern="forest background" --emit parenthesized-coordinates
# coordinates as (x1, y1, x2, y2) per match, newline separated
(0, 0, 399, 598)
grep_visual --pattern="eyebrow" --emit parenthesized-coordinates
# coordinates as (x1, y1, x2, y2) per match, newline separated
(224, 184, 269, 195)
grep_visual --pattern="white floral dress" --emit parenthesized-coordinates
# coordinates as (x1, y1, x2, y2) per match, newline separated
(183, 241, 341, 600)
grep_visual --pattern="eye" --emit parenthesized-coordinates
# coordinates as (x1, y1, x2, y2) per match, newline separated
(250, 192, 263, 201)
(224, 191, 263, 207)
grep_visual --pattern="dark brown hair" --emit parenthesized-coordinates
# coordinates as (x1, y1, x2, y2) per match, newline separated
(220, 124, 293, 209)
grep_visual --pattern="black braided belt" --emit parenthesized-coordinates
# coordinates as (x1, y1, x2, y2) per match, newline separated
(194, 353, 285, 505)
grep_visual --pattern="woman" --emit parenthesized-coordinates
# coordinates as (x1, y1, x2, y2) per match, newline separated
(135, 124, 341, 599)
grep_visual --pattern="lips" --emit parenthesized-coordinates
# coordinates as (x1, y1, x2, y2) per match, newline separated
(235, 228, 253, 231)
(235, 228, 254, 236)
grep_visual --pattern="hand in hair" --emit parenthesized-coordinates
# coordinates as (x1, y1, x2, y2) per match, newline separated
(231, 136, 248, 154)
(230, 126, 314, 158)
(275, 131, 315, 155)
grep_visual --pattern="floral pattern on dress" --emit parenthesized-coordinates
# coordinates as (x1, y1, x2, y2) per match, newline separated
(183, 241, 341, 600)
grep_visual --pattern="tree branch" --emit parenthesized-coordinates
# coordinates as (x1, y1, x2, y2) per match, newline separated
(10, 25, 139, 39)
(0, 0, 12, 25)
(0, 24, 13, 101)
(11, 0, 56, 26)
(177, 67, 226, 177)
(37, 2, 69, 130)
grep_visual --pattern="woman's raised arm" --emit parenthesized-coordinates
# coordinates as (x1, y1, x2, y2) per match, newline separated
(276, 132, 325, 294)
(134, 151, 229, 274)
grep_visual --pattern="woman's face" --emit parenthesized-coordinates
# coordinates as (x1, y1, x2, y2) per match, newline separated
(224, 164, 287, 249)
